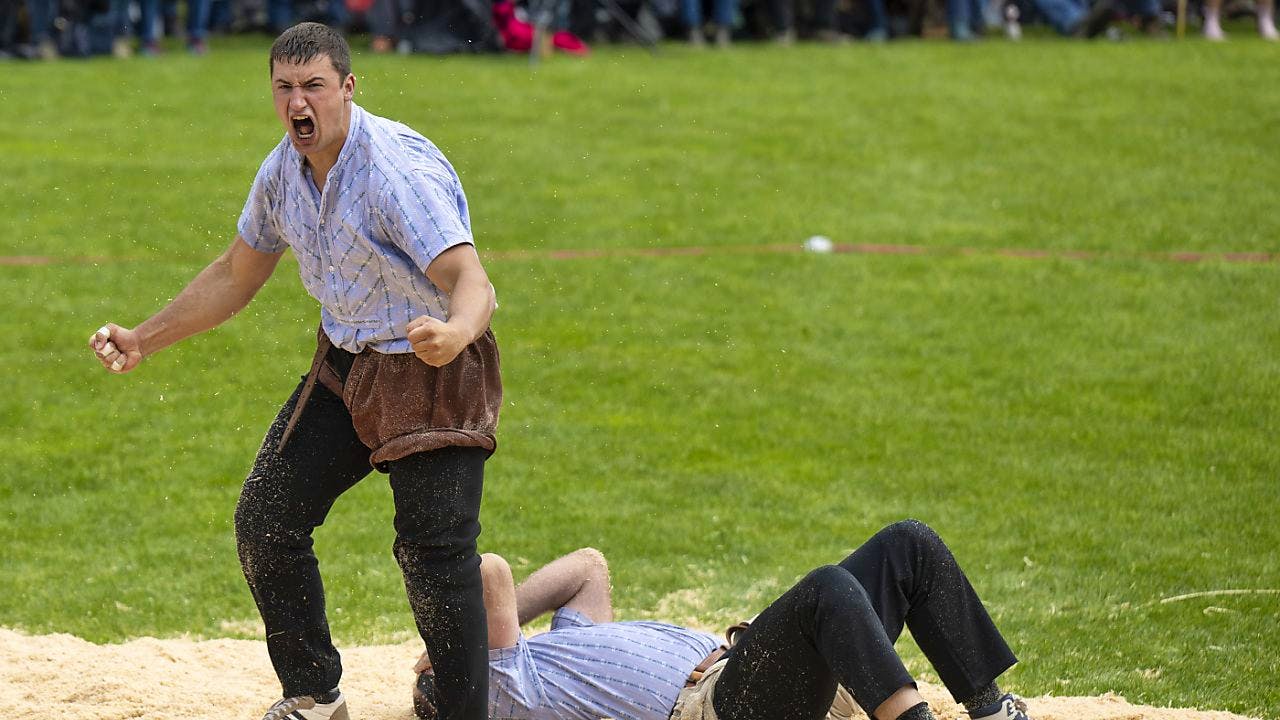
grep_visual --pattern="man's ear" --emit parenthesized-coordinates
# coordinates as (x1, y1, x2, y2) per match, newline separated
(344, 74, 356, 101)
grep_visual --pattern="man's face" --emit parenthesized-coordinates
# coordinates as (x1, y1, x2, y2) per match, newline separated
(271, 55, 354, 159)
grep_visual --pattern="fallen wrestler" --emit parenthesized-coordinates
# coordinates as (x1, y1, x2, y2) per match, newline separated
(411, 519, 1035, 720)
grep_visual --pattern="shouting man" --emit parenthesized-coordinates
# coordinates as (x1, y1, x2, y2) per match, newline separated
(89, 22, 501, 720)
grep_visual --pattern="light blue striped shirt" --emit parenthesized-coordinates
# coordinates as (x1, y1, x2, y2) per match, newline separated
(489, 608, 721, 720)
(237, 104, 475, 354)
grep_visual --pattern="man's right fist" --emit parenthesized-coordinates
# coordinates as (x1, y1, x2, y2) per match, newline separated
(89, 323, 143, 374)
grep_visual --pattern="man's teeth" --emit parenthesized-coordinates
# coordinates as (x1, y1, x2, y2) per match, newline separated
(292, 116, 315, 138)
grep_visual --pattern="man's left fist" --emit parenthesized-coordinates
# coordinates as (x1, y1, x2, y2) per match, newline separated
(407, 315, 466, 367)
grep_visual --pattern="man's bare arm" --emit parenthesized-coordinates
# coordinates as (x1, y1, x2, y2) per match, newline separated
(513, 548, 613, 626)
(413, 549, 614, 674)
(89, 236, 282, 373)
(407, 243, 496, 367)
(416, 551, 521, 675)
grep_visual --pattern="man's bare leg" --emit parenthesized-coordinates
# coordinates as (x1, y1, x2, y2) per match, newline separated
(875, 687, 928, 720)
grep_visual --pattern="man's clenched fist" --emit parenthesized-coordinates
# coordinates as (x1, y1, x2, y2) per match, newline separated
(407, 315, 466, 367)
(89, 323, 144, 374)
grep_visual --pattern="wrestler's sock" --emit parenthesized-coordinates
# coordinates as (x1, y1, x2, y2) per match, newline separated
(1259, 3, 1278, 38)
(313, 688, 341, 705)
(896, 701, 936, 720)
(961, 682, 1003, 713)
(1203, 5, 1224, 38)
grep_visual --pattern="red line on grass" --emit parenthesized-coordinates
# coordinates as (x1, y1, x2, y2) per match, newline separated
(486, 243, 1277, 265)
(0, 255, 117, 266)
(3, 245, 1275, 267)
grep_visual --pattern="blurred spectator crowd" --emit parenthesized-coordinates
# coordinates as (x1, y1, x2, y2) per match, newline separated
(1, 0, 1274, 60)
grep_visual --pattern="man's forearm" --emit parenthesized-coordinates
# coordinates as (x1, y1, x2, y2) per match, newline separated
(514, 549, 613, 626)
(135, 250, 270, 356)
(444, 270, 495, 344)
(514, 556, 590, 625)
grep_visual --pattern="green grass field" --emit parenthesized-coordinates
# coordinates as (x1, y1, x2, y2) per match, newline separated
(1, 33, 1278, 718)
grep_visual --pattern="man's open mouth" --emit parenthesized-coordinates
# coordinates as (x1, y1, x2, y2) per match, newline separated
(292, 115, 316, 140)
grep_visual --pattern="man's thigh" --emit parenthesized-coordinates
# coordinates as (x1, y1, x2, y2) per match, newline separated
(712, 582, 837, 720)
(238, 380, 373, 532)
(384, 446, 488, 541)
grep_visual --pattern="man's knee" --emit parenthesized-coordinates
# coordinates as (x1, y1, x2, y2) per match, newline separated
(394, 524, 480, 574)
(794, 565, 877, 629)
(480, 552, 513, 587)
(879, 518, 943, 549)
(233, 476, 311, 553)
(798, 564, 863, 601)
(572, 547, 609, 583)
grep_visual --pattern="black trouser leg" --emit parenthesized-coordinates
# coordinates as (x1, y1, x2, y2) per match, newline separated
(838, 519, 1017, 702)
(813, 0, 836, 28)
(712, 520, 1017, 720)
(712, 564, 913, 720)
(387, 446, 490, 720)
(768, 0, 793, 30)
(235, 381, 373, 699)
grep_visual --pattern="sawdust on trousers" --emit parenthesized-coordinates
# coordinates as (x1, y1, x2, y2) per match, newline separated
(0, 628, 1261, 720)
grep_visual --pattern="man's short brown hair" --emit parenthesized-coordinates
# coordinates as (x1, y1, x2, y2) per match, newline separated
(269, 22, 351, 80)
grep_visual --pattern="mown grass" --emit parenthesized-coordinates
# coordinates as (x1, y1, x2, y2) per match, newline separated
(1, 34, 1278, 718)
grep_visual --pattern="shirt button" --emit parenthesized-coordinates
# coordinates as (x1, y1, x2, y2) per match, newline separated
(328, 265, 335, 272)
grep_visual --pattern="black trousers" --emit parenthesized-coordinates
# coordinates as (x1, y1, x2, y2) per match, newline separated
(712, 520, 1017, 720)
(234, 349, 489, 720)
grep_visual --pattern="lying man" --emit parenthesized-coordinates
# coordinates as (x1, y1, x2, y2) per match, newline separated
(412, 520, 1034, 720)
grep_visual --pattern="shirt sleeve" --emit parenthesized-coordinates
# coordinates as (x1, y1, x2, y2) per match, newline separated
(550, 607, 594, 630)
(488, 635, 548, 720)
(236, 152, 287, 254)
(375, 144, 474, 275)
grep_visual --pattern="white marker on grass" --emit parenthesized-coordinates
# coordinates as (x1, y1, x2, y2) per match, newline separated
(804, 235, 834, 254)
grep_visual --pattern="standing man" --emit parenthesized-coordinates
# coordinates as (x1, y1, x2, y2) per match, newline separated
(88, 22, 501, 720)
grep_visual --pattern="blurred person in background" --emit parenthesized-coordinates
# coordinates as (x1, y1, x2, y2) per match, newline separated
(681, 0, 737, 46)
(368, 0, 411, 51)
(0, 0, 16, 57)
(946, 0, 985, 38)
(1202, 0, 1277, 38)
(25, 0, 58, 57)
(860, 0, 891, 41)
(768, 0, 843, 42)
(1026, 0, 1161, 36)
(137, 0, 212, 53)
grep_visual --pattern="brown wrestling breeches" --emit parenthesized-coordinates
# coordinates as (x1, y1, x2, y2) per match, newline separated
(278, 326, 502, 466)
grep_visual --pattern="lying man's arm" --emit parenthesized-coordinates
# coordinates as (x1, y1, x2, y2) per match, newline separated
(413, 549, 613, 673)
(512, 548, 613, 626)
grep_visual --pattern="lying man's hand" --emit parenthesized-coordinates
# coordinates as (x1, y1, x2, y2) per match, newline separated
(413, 650, 433, 675)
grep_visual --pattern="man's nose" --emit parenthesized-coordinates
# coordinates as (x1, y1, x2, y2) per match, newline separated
(288, 89, 307, 112)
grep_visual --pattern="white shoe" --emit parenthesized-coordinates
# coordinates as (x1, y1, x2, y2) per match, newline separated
(260, 692, 350, 720)
(970, 693, 1032, 720)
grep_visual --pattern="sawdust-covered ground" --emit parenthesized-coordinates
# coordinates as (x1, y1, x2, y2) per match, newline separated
(0, 628, 1260, 720)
